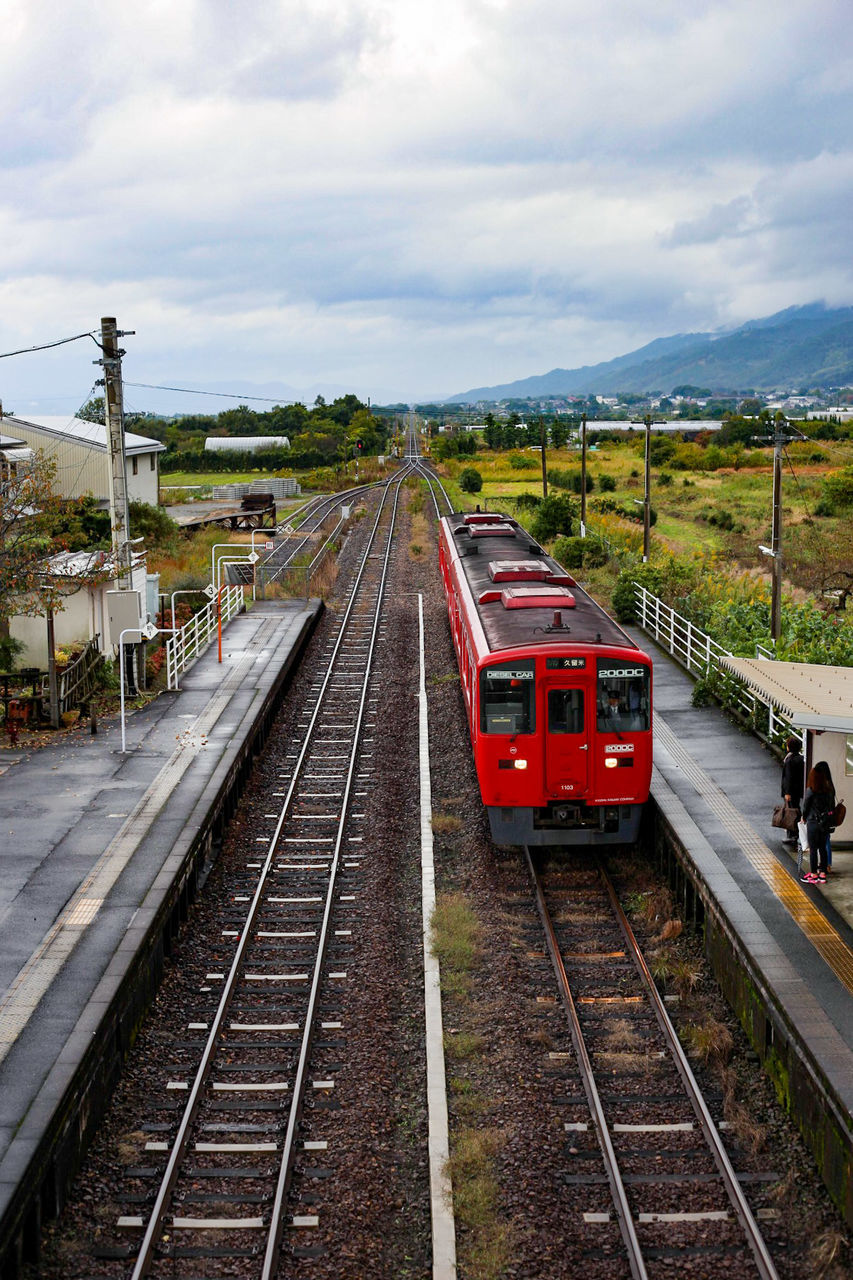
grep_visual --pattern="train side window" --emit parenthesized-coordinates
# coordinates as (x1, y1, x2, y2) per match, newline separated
(480, 660, 535, 734)
(548, 688, 584, 734)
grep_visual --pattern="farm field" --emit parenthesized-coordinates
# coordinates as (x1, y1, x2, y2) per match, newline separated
(435, 437, 853, 579)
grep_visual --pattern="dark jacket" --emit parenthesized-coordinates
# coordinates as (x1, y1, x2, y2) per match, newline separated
(781, 751, 805, 807)
(802, 786, 835, 829)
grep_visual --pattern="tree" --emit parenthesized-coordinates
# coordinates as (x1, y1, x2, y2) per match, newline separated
(483, 413, 500, 450)
(550, 418, 569, 450)
(1, 452, 112, 723)
(528, 493, 577, 542)
(459, 468, 483, 494)
(78, 396, 106, 424)
(1, 452, 67, 604)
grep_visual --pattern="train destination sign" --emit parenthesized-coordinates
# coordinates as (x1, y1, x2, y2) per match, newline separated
(546, 657, 586, 669)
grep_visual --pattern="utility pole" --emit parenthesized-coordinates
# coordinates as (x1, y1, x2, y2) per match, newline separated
(762, 416, 787, 643)
(642, 414, 652, 562)
(540, 417, 548, 498)
(757, 414, 802, 644)
(580, 412, 588, 536)
(99, 317, 133, 585)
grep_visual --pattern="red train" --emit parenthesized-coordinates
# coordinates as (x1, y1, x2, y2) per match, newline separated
(438, 510, 653, 845)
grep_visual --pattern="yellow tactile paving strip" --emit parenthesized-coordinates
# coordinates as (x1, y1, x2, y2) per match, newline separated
(654, 713, 853, 996)
(0, 629, 276, 1063)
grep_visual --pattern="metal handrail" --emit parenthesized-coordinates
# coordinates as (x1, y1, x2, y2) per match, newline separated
(634, 585, 798, 749)
(165, 584, 243, 690)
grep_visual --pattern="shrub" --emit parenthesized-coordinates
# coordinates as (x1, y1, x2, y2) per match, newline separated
(509, 453, 536, 470)
(658, 472, 673, 487)
(515, 492, 541, 510)
(612, 562, 667, 622)
(459, 467, 483, 494)
(0, 635, 25, 672)
(548, 468, 593, 493)
(552, 535, 585, 568)
(599, 473, 617, 492)
(554, 535, 609, 569)
(822, 466, 853, 509)
(528, 493, 577, 542)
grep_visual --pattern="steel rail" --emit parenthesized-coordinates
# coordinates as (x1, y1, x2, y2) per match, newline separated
(260, 467, 408, 1278)
(129, 471, 408, 1279)
(259, 475, 402, 583)
(524, 847, 649, 1280)
(416, 460, 453, 518)
(599, 863, 781, 1280)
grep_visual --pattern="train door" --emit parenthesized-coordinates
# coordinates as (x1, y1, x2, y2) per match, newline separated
(543, 680, 589, 798)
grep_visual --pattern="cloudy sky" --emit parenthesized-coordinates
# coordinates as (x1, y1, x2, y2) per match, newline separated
(0, 0, 851, 412)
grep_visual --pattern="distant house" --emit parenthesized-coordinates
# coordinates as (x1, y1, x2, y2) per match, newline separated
(204, 436, 290, 452)
(0, 414, 165, 506)
(0, 431, 34, 480)
(9, 550, 151, 667)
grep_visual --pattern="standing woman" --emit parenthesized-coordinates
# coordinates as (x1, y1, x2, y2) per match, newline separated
(814, 761, 835, 872)
(800, 764, 835, 884)
(780, 737, 805, 848)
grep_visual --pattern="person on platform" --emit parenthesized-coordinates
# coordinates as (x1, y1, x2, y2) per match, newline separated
(780, 737, 805, 849)
(814, 760, 836, 872)
(800, 764, 835, 884)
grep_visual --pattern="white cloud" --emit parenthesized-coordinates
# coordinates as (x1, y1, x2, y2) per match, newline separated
(0, 0, 851, 404)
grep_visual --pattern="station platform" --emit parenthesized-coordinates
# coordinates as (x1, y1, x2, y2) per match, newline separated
(0, 597, 321, 1270)
(635, 625, 853, 1224)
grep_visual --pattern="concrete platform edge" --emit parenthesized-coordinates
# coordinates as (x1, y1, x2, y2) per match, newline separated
(0, 602, 323, 1278)
(650, 766, 853, 1229)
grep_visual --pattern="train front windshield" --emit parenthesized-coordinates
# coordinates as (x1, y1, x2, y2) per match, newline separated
(480, 660, 536, 734)
(596, 660, 650, 732)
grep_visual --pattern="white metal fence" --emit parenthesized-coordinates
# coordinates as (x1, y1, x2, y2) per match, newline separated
(634, 584, 800, 750)
(165, 584, 244, 690)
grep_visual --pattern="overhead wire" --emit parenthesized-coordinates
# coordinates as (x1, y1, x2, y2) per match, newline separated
(0, 331, 100, 360)
(125, 381, 295, 405)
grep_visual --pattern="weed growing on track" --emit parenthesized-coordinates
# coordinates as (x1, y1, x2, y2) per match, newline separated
(681, 1017, 734, 1067)
(445, 1031, 487, 1060)
(446, 1129, 513, 1280)
(433, 812, 463, 834)
(808, 1229, 849, 1279)
(430, 892, 515, 1274)
(431, 892, 481, 996)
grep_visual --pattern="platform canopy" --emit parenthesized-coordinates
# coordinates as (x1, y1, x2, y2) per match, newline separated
(720, 657, 853, 732)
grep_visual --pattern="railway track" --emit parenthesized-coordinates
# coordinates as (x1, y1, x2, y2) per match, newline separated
(107, 468, 414, 1278)
(527, 850, 781, 1280)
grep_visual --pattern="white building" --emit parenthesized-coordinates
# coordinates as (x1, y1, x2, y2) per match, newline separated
(0, 414, 165, 506)
(9, 551, 152, 667)
(204, 436, 290, 452)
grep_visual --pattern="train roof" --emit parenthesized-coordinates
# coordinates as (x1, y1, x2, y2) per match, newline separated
(443, 511, 638, 654)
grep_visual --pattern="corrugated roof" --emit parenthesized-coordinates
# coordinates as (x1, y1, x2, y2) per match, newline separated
(720, 657, 853, 731)
(2, 415, 165, 455)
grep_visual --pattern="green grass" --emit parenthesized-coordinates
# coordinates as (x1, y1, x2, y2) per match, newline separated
(161, 471, 266, 486)
(434, 441, 853, 575)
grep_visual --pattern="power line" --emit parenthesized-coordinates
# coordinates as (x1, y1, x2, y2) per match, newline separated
(125, 381, 296, 405)
(0, 331, 99, 360)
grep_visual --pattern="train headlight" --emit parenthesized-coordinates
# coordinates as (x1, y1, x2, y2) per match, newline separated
(514, 759, 528, 770)
(605, 757, 619, 768)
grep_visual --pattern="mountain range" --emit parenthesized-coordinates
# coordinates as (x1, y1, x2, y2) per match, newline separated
(445, 303, 853, 403)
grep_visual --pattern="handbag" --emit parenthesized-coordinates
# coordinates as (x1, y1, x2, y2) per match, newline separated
(831, 799, 846, 828)
(772, 802, 799, 832)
